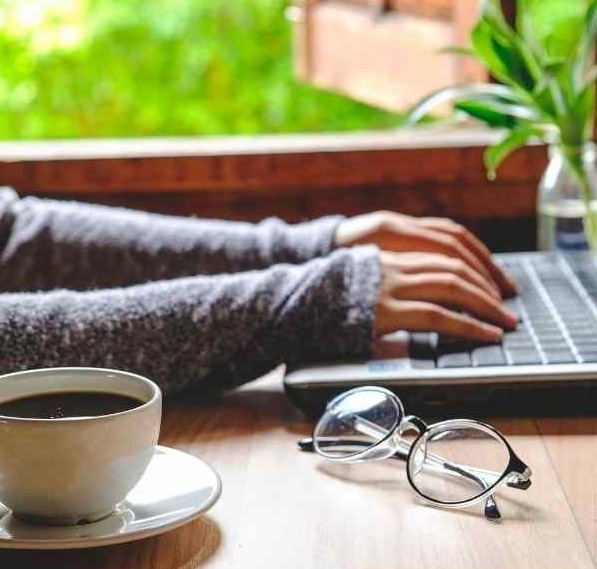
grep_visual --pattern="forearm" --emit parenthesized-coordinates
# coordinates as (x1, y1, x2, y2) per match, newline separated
(0, 187, 342, 291)
(0, 247, 379, 394)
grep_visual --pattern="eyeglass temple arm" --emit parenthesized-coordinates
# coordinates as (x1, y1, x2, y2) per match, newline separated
(442, 462, 501, 520)
(297, 437, 409, 461)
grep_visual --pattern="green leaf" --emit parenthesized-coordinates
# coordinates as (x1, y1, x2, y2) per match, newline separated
(558, 82, 596, 145)
(405, 83, 518, 124)
(518, 0, 588, 60)
(484, 127, 543, 179)
(471, 20, 537, 93)
(542, 57, 570, 77)
(531, 83, 558, 118)
(454, 97, 538, 128)
(576, 83, 596, 137)
(479, 0, 512, 36)
(573, 1, 597, 86)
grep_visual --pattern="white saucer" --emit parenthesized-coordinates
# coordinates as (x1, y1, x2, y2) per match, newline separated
(0, 445, 221, 550)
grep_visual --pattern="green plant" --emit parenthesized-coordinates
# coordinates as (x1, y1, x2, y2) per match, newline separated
(408, 0, 597, 243)
(0, 0, 399, 139)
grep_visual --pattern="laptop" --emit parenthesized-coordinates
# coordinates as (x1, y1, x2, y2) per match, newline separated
(284, 251, 597, 416)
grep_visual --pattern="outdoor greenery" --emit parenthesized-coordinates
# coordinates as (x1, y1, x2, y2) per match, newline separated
(0, 0, 399, 139)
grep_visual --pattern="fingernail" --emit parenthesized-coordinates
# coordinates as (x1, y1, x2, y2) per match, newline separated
(506, 310, 519, 323)
(483, 324, 503, 341)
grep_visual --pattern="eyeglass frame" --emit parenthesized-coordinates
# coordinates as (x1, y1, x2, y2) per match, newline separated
(298, 386, 532, 521)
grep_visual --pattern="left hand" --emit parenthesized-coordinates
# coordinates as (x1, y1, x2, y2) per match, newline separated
(334, 211, 517, 298)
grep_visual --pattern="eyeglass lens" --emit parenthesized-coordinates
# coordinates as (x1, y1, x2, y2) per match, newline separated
(313, 388, 402, 460)
(408, 423, 511, 504)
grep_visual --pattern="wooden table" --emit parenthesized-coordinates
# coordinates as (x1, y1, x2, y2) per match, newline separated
(1, 369, 596, 569)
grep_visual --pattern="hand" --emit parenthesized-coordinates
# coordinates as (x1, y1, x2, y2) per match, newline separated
(335, 211, 517, 298)
(374, 251, 519, 342)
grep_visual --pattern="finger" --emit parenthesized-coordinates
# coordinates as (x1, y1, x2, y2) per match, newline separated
(384, 252, 500, 300)
(377, 224, 501, 294)
(419, 218, 517, 296)
(376, 299, 503, 342)
(391, 273, 518, 329)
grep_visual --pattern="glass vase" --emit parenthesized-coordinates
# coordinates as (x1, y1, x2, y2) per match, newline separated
(538, 142, 597, 252)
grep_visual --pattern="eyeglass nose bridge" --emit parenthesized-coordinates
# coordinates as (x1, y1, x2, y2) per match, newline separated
(395, 415, 428, 442)
(391, 415, 429, 460)
(347, 414, 429, 463)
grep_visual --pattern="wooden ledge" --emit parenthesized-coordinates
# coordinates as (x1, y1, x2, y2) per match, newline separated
(0, 126, 523, 159)
(0, 127, 546, 194)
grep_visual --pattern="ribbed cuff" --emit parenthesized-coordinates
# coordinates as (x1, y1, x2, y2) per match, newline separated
(0, 187, 19, 262)
(340, 244, 381, 359)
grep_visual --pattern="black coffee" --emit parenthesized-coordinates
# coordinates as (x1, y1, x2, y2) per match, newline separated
(0, 391, 144, 419)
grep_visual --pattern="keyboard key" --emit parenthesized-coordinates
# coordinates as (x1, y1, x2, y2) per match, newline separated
(505, 342, 536, 353)
(538, 339, 571, 351)
(579, 353, 597, 363)
(507, 351, 543, 365)
(503, 331, 533, 344)
(572, 340, 597, 352)
(568, 317, 597, 325)
(568, 328, 597, 337)
(410, 358, 436, 369)
(543, 350, 578, 364)
(502, 299, 520, 312)
(409, 333, 437, 358)
(535, 332, 566, 342)
(531, 323, 559, 333)
(410, 332, 437, 347)
(504, 340, 536, 351)
(436, 337, 469, 350)
(437, 353, 471, 368)
(472, 346, 506, 367)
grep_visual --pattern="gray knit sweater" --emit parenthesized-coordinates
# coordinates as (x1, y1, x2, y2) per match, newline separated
(0, 188, 380, 394)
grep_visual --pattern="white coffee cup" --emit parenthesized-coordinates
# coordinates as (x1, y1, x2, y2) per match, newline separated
(0, 367, 162, 525)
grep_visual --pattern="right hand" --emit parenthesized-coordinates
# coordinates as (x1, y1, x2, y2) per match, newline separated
(335, 211, 517, 298)
(375, 251, 519, 342)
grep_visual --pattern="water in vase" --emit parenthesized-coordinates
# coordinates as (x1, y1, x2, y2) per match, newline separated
(539, 199, 597, 251)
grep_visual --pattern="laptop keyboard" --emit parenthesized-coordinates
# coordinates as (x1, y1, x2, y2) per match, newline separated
(408, 254, 597, 369)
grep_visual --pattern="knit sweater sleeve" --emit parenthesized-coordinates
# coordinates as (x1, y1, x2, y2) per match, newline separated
(0, 187, 343, 291)
(0, 246, 380, 394)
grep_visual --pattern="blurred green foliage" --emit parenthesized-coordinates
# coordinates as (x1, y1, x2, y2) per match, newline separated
(0, 0, 399, 139)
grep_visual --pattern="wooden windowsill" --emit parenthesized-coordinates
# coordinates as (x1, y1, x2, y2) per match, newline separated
(0, 126, 546, 194)
(0, 125, 524, 159)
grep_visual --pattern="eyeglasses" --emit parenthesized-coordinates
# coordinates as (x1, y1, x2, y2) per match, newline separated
(298, 386, 532, 520)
